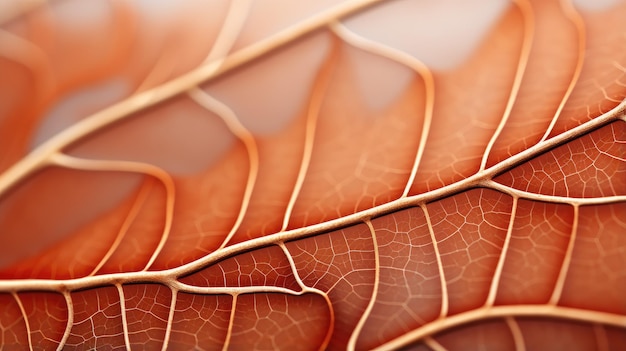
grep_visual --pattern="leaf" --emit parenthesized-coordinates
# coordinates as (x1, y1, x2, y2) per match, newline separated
(0, 0, 625, 350)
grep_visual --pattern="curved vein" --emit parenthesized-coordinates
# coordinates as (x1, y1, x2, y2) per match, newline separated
(540, 0, 586, 142)
(280, 43, 335, 231)
(347, 219, 380, 351)
(485, 196, 518, 307)
(329, 22, 435, 198)
(278, 242, 335, 351)
(0, 102, 623, 292)
(48, 153, 175, 272)
(0, 0, 384, 198)
(374, 305, 626, 351)
(549, 204, 579, 305)
(161, 287, 177, 351)
(57, 291, 73, 351)
(424, 336, 448, 351)
(202, 0, 252, 64)
(171, 281, 301, 296)
(136, 0, 249, 93)
(170, 96, 623, 277)
(421, 204, 448, 318)
(116, 284, 131, 351)
(506, 316, 526, 351)
(12, 292, 33, 351)
(187, 89, 258, 250)
(89, 181, 153, 276)
(484, 180, 626, 205)
(222, 294, 238, 351)
(479, 0, 534, 171)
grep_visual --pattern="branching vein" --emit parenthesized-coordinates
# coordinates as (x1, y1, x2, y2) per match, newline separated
(480, 0, 534, 171)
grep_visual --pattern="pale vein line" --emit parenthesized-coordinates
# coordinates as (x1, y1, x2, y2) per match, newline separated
(485, 197, 518, 307)
(484, 180, 626, 205)
(161, 287, 177, 351)
(347, 219, 380, 351)
(373, 305, 626, 351)
(479, 0, 534, 171)
(132, 33, 178, 94)
(278, 242, 335, 351)
(0, 0, 384, 197)
(187, 89, 258, 250)
(421, 204, 448, 318)
(222, 294, 238, 351)
(202, 0, 252, 65)
(540, 0, 586, 142)
(57, 291, 73, 351)
(182, 0, 254, 250)
(164, 101, 625, 279)
(12, 292, 33, 351)
(89, 181, 153, 276)
(424, 336, 448, 351)
(594, 324, 609, 351)
(549, 204, 579, 305)
(116, 284, 131, 351)
(171, 281, 301, 296)
(506, 316, 526, 351)
(278, 243, 308, 292)
(1, 104, 624, 293)
(329, 22, 435, 198)
(48, 153, 175, 272)
(280, 45, 335, 232)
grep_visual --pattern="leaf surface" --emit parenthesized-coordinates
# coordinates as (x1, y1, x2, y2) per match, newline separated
(0, 0, 625, 350)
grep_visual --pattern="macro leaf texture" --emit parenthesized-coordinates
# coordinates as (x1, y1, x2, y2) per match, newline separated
(0, 0, 625, 350)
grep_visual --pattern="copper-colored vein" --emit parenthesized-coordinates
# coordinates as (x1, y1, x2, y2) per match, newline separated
(222, 294, 237, 351)
(506, 316, 526, 351)
(424, 336, 448, 351)
(11, 292, 33, 351)
(132, 30, 179, 94)
(0, 101, 623, 292)
(421, 203, 448, 319)
(58, 291, 73, 351)
(279, 242, 334, 351)
(89, 181, 153, 276)
(480, 0, 534, 171)
(187, 89, 259, 250)
(486, 196, 518, 306)
(202, 0, 252, 65)
(180, 0, 255, 251)
(540, 0, 586, 142)
(0, 0, 384, 197)
(160, 288, 176, 351)
(115, 284, 131, 351)
(484, 179, 626, 205)
(47, 153, 175, 272)
(375, 305, 626, 351)
(329, 21, 435, 198)
(280, 39, 336, 231)
(347, 219, 380, 351)
(549, 204, 579, 305)
(171, 281, 300, 295)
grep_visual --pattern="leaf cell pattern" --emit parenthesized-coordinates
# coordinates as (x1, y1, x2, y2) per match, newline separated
(0, 0, 625, 350)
